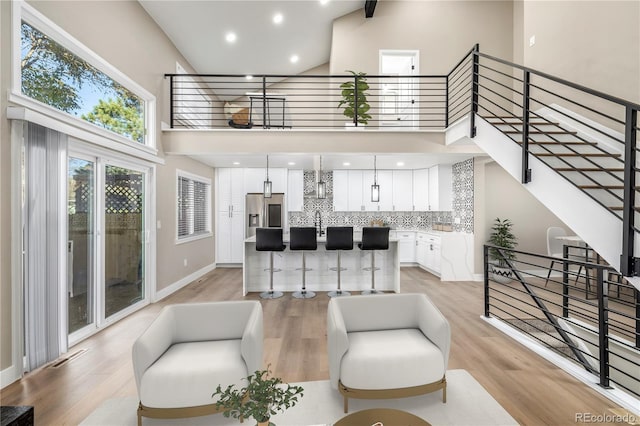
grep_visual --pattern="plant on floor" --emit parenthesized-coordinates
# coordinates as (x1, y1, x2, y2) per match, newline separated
(338, 70, 371, 125)
(212, 367, 304, 426)
(488, 217, 517, 268)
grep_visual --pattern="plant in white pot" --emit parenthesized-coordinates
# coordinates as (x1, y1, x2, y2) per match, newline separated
(488, 217, 517, 283)
(338, 70, 371, 127)
(212, 368, 304, 426)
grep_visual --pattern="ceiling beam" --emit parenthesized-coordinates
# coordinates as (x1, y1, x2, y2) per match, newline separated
(364, 0, 377, 18)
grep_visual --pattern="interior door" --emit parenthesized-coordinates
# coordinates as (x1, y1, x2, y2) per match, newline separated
(379, 50, 419, 129)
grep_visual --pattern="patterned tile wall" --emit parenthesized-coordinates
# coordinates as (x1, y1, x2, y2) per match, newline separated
(289, 170, 460, 232)
(452, 158, 474, 233)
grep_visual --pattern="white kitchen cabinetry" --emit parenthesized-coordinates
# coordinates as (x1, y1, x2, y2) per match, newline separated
(216, 168, 245, 264)
(392, 231, 416, 263)
(347, 170, 364, 211)
(392, 170, 413, 211)
(428, 165, 452, 211)
(362, 170, 392, 211)
(287, 169, 304, 212)
(413, 169, 429, 211)
(333, 170, 349, 212)
(416, 232, 441, 275)
(244, 168, 287, 194)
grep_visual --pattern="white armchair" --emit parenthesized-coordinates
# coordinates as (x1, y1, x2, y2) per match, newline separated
(327, 293, 450, 412)
(132, 301, 263, 425)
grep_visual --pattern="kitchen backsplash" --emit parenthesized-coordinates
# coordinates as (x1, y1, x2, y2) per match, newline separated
(289, 166, 471, 232)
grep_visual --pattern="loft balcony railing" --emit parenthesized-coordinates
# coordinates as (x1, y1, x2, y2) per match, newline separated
(165, 45, 640, 277)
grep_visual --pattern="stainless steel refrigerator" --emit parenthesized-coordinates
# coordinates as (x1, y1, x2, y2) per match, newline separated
(245, 193, 285, 238)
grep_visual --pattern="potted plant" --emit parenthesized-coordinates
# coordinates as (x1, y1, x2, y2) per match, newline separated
(212, 368, 304, 426)
(488, 217, 517, 283)
(338, 70, 372, 127)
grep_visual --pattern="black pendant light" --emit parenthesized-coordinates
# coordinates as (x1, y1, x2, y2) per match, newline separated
(371, 155, 380, 202)
(264, 155, 272, 198)
(317, 155, 327, 199)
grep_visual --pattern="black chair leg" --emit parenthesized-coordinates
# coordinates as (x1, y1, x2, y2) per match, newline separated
(544, 260, 556, 287)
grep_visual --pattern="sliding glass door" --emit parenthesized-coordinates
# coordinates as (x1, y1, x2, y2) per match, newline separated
(67, 157, 96, 337)
(67, 147, 151, 345)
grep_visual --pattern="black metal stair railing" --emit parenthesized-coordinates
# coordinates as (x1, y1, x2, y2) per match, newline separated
(468, 49, 640, 276)
(483, 244, 640, 396)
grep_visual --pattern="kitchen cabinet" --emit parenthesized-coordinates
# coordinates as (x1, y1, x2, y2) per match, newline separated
(392, 231, 416, 262)
(392, 170, 413, 211)
(287, 169, 304, 212)
(244, 168, 286, 194)
(417, 232, 441, 275)
(428, 165, 452, 211)
(333, 170, 364, 212)
(413, 169, 429, 211)
(216, 168, 246, 264)
(362, 170, 392, 211)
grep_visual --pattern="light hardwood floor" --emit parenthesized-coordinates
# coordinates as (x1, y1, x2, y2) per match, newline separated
(0, 267, 631, 425)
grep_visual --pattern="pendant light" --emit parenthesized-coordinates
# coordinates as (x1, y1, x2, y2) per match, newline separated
(264, 155, 272, 198)
(371, 155, 380, 202)
(317, 155, 327, 199)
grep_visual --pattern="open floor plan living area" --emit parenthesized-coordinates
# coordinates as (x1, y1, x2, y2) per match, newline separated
(0, 1, 639, 425)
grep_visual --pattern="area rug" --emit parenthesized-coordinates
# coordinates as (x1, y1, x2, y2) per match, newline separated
(80, 369, 517, 426)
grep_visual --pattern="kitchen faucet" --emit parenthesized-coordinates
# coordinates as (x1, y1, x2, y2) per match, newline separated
(314, 210, 324, 236)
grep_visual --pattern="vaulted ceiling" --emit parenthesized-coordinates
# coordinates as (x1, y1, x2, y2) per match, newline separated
(139, 0, 364, 75)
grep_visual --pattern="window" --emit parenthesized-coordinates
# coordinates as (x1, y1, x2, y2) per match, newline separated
(177, 171, 211, 241)
(12, 2, 156, 149)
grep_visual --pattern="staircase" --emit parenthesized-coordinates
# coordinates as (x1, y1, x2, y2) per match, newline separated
(456, 46, 640, 288)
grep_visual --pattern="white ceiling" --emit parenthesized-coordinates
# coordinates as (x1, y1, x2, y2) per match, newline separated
(188, 153, 479, 170)
(139, 0, 364, 75)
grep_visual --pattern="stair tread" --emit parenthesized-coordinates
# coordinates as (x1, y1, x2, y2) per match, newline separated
(554, 167, 624, 172)
(504, 130, 578, 135)
(517, 140, 597, 146)
(536, 152, 621, 157)
(609, 206, 640, 211)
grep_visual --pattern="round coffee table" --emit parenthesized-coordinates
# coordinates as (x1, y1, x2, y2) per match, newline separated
(334, 408, 431, 426)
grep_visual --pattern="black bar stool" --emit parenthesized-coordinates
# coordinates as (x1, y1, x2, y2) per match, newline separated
(358, 227, 390, 295)
(326, 227, 353, 298)
(256, 228, 286, 299)
(290, 227, 317, 299)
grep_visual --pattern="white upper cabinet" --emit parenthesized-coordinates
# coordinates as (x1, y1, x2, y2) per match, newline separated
(333, 170, 349, 212)
(217, 168, 244, 212)
(413, 169, 429, 211)
(392, 170, 413, 211)
(287, 169, 304, 212)
(347, 170, 364, 211)
(428, 165, 452, 211)
(377, 171, 393, 211)
(243, 168, 286, 194)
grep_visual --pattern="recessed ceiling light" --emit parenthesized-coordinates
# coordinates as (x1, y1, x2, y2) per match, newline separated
(273, 13, 283, 24)
(397, 162, 405, 166)
(288, 162, 296, 166)
(320, 0, 330, 5)
(343, 162, 351, 166)
(225, 32, 237, 43)
(233, 161, 240, 165)
(290, 55, 299, 64)
(245, 75, 253, 80)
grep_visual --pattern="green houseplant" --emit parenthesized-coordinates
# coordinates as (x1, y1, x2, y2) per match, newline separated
(488, 217, 517, 283)
(212, 368, 304, 426)
(338, 70, 372, 126)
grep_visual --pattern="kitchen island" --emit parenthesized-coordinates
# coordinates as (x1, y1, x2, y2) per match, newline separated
(243, 232, 400, 295)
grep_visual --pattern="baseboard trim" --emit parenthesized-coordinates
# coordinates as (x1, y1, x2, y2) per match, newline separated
(473, 273, 484, 282)
(482, 315, 640, 416)
(154, 263, 217, 302)
(1, 364, 20, 389)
